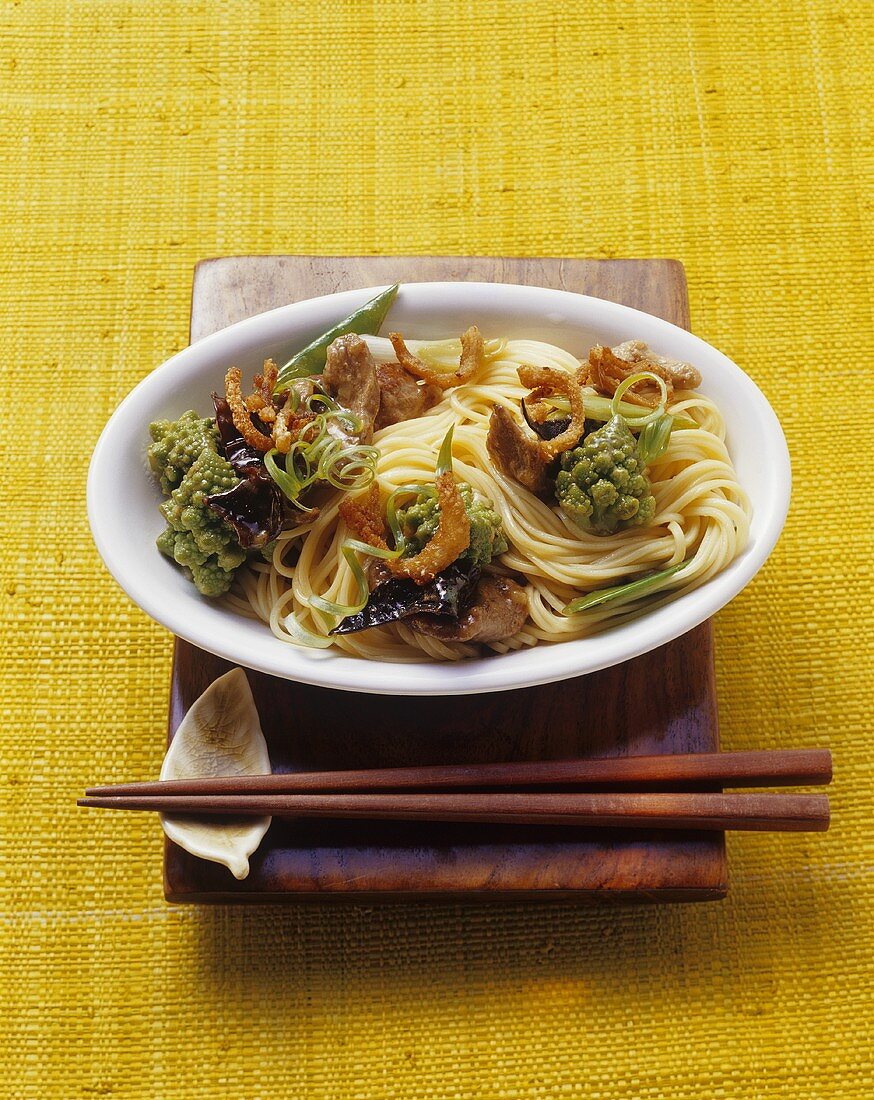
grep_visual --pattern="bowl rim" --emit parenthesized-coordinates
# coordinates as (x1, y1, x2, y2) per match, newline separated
(88, 281, 791, 695)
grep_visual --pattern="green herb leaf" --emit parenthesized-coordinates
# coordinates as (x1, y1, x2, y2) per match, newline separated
(637, 413, 675, 466)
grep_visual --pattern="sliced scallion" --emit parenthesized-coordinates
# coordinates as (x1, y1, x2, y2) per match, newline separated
(637, 413, 675, 466)
(308, 546, 370, 619)
(563, 560, 689, 615)
(436, 425, 455, 476)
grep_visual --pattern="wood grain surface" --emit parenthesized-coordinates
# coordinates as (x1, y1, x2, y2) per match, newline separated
(165, 255, 727, 903)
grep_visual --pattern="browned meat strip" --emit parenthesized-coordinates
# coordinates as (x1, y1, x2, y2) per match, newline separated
(374, 362, 442, 430)
(409, 575, 528, 643)
(322, 334, 381, 443)
(486, 405, 551, 494)
(612, 339, 702, 390)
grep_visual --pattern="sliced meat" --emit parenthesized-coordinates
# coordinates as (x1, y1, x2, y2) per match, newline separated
(612, 339, 702, 390)
(374, 362, 442, 429)
(322, 334, 381, 443)
(409, 575, 528, 644)
(486, 405, 551, 494)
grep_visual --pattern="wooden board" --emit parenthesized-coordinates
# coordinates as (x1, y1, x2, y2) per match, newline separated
(164, 256, 726, 904)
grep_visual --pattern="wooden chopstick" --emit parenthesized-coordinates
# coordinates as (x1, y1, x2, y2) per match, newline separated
(76, 790, 830, 832)
(85, 748, 832, 798)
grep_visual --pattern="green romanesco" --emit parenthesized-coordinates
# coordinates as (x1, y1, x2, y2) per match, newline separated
(148, 410, 220, 493)
(554, 415, 656, 535)
(157, 448, 246, 596)
(397, 483, 508, 569)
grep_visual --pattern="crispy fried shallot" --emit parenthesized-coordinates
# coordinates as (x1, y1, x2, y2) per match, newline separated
(517, 364, 586, 458)
(339, 483, 389, 551)
(581, 345, 664, 407)
(244, 360, 279, 423)
(227, 363, 320, 454)
(271, 401, 298, 455)
(388, 326, 485, 391)
(388, 472, 470, 585)
(225, 367, 274, 452)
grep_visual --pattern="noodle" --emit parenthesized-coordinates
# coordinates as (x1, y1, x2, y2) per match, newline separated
(226, 338, 750, 661)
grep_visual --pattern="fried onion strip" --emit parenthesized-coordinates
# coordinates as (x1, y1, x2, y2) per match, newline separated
(388, 472, 470, 585)
(225, 367, 274, 451)
(243, 360, 279, 422)
(582, 345, 666, 407)
(271, 401, 295, 454)
(339, 483, 389, 551)
(388, 326, 485, 391)
(582, 343, 700, 407)
(517, 364, 586, 458)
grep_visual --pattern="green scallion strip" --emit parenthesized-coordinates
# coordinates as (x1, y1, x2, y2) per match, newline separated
(637, 413, 675, 467)
(606, 369, 668, 420)
(563, 560, 689, 615)
(308, 545, 370, 619)
(436, 426, 455, 476)
(265, 407, 378, 507)
(319, 444, 378, 491)
(283, 612, 334, 649)
(264, 449, 305, 502)
(548, 393, 697, 431)
(344, 538, 403, 561)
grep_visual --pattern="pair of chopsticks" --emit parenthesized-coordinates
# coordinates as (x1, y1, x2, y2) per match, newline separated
(78, 749, 832, 832)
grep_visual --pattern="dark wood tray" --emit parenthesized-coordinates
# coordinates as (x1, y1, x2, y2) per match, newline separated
(164, 255, 726, 903)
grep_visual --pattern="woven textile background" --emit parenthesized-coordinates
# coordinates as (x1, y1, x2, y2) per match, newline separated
(2, 1, 871, 1097)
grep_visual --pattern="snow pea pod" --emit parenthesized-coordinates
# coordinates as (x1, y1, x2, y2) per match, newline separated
(274, 283, 399, 391)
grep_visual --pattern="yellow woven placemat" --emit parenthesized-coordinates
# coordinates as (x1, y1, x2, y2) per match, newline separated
(1, 1, 871, 1096)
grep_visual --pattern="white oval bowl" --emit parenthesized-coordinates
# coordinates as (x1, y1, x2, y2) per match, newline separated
(88, 282, 790, 695)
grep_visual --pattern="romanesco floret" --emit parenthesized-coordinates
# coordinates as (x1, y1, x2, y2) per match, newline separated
(397, 483, 509, 569)
(554, 415, 656, 535)
(148, 410, 220, 493)
(157, 449, 246, 596)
